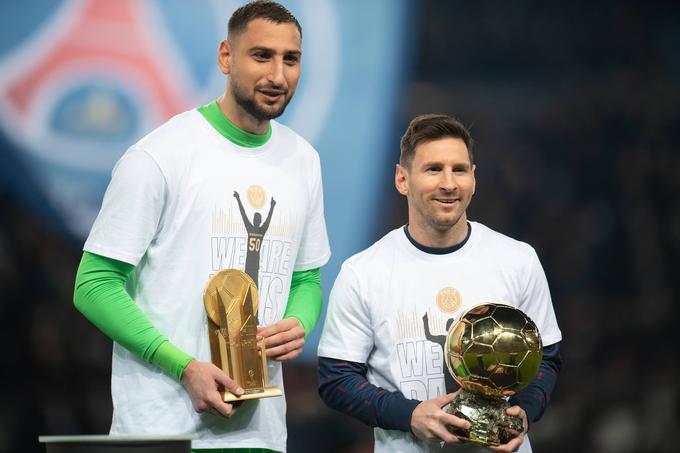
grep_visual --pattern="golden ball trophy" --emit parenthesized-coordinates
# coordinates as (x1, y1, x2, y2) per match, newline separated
(445, 303, 543, 446)
(203, 269, 282, 402)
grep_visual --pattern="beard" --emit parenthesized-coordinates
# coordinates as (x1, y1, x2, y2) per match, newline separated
(416, 198, 468, 233)
(231, 80, 294, 121)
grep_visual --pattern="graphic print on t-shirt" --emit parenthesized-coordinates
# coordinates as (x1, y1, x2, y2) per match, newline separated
(422, 312, 459, 394)
(233, 189, 276, 292)
(394, 308, 449, 400)
(393, 287, 464, 400)
(210, 185, 296, 325)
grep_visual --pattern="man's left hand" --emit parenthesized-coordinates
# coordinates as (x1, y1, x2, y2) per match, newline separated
(257, 317, 305, 361)
(488, 405, 528, 452)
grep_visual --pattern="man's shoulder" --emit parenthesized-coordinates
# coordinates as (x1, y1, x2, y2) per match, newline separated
(342, 228, 403, 271)
(471, 221, 536, 259)
(133, 108, 204, 151)
(271, 120, 318, 157)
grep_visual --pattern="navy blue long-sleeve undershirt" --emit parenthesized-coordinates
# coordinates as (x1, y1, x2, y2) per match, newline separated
(317, 359, 421, 432)
(509, 341, 562, 425)
(318, 342, 562, 432)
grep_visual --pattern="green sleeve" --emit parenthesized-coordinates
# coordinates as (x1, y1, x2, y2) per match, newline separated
(73, 252, 193, 380)
(282, 268, 323, 336)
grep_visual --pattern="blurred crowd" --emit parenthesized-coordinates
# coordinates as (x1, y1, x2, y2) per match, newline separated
(1, 1, 678, 452)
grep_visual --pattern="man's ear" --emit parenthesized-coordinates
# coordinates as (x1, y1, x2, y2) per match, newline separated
(217, 39, 232, 75)
(395, 164, 409, 196)
(471, 164, 476, 195)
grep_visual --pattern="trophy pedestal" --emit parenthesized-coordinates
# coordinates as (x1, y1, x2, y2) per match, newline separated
(223, 386, 283, 402)
(38, 435, 191, 453)
(447, 391, 523, 446)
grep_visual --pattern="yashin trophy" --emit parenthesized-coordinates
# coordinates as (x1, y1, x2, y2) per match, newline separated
(203, 269, 282, 402)
(445, 303, 543, 446)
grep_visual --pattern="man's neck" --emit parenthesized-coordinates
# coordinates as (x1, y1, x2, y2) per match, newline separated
(217, 93, 270, 135)
(407, 217, 469, 249)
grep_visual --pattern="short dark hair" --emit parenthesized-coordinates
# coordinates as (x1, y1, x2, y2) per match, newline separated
(399, 114, 474, 168)
(228, 1, 302, 39)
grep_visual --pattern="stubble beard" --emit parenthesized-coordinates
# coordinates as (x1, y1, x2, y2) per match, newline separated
(421, 200, 467, 233)
(429, 212, 463, 232)
(232, 80, 294, 121)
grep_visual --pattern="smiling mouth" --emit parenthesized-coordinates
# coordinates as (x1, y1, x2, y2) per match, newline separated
(434, 198, 459, 205)
(258, 89, 286, 102)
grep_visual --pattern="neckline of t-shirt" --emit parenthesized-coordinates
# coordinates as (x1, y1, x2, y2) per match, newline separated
(197, 100, 273, 148)
(401, 222, 473, 256)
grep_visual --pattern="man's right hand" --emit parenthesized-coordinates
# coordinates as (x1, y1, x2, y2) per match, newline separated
(181, 360, 244, 418)
(410, 392, 471, 444)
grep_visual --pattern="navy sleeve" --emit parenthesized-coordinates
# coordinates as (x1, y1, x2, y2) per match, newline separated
(509, 341, 562, 427)
(318, 357, 421, 432)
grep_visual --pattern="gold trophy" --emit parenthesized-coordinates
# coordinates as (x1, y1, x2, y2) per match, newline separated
(445, 303, 543, 446)
(203, 269, 282, 402)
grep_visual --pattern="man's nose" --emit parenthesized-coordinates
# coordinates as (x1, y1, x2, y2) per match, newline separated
(439, 171, 457, 191)
(267, 60, 286, 86)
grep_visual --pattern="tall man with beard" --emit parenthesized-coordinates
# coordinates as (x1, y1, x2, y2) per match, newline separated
(318, 114, 562, 452)
(73, 2, 330, 452)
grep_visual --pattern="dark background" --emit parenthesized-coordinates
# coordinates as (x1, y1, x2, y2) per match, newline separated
(1, 1, 679, 452)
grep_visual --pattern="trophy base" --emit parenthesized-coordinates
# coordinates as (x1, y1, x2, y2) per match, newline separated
(446, 391, 523, 447)
(222, 386, 282, 402)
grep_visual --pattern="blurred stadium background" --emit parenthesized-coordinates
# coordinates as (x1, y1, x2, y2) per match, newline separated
(0, 1, 678, 452)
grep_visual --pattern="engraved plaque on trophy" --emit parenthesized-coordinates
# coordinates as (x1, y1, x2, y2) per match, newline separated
(203, 269, 282, 402)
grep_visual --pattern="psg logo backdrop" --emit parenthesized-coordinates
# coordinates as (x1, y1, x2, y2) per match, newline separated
(0, 0, 411, 359)
(0, 0, 340, 237)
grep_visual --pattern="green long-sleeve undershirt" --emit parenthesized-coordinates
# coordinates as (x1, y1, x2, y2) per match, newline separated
(73, 251, 322, 381)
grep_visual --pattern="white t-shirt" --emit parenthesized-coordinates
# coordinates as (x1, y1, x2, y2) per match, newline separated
(84, 108, 330, 451)
(318, 223, 561, 453)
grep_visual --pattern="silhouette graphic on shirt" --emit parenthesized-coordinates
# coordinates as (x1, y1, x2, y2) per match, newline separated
(233, 191, 276, 299)
(422, 312, 460, 395)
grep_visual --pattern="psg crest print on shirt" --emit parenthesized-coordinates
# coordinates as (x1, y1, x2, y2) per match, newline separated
(0, 0, 338, 238)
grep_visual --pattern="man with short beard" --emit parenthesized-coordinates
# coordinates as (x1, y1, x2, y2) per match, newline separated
(73, 2, 330, 452)
(318, 114, 562, 453)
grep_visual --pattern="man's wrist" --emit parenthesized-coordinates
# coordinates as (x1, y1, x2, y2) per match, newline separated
(152, 341, 194, 381)
(408, 401, 423, 435)
(391, 397, 422, 432)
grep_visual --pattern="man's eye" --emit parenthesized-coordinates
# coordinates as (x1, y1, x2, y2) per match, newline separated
(254, 53, 270, 60)
(284, 55, 299, 64)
